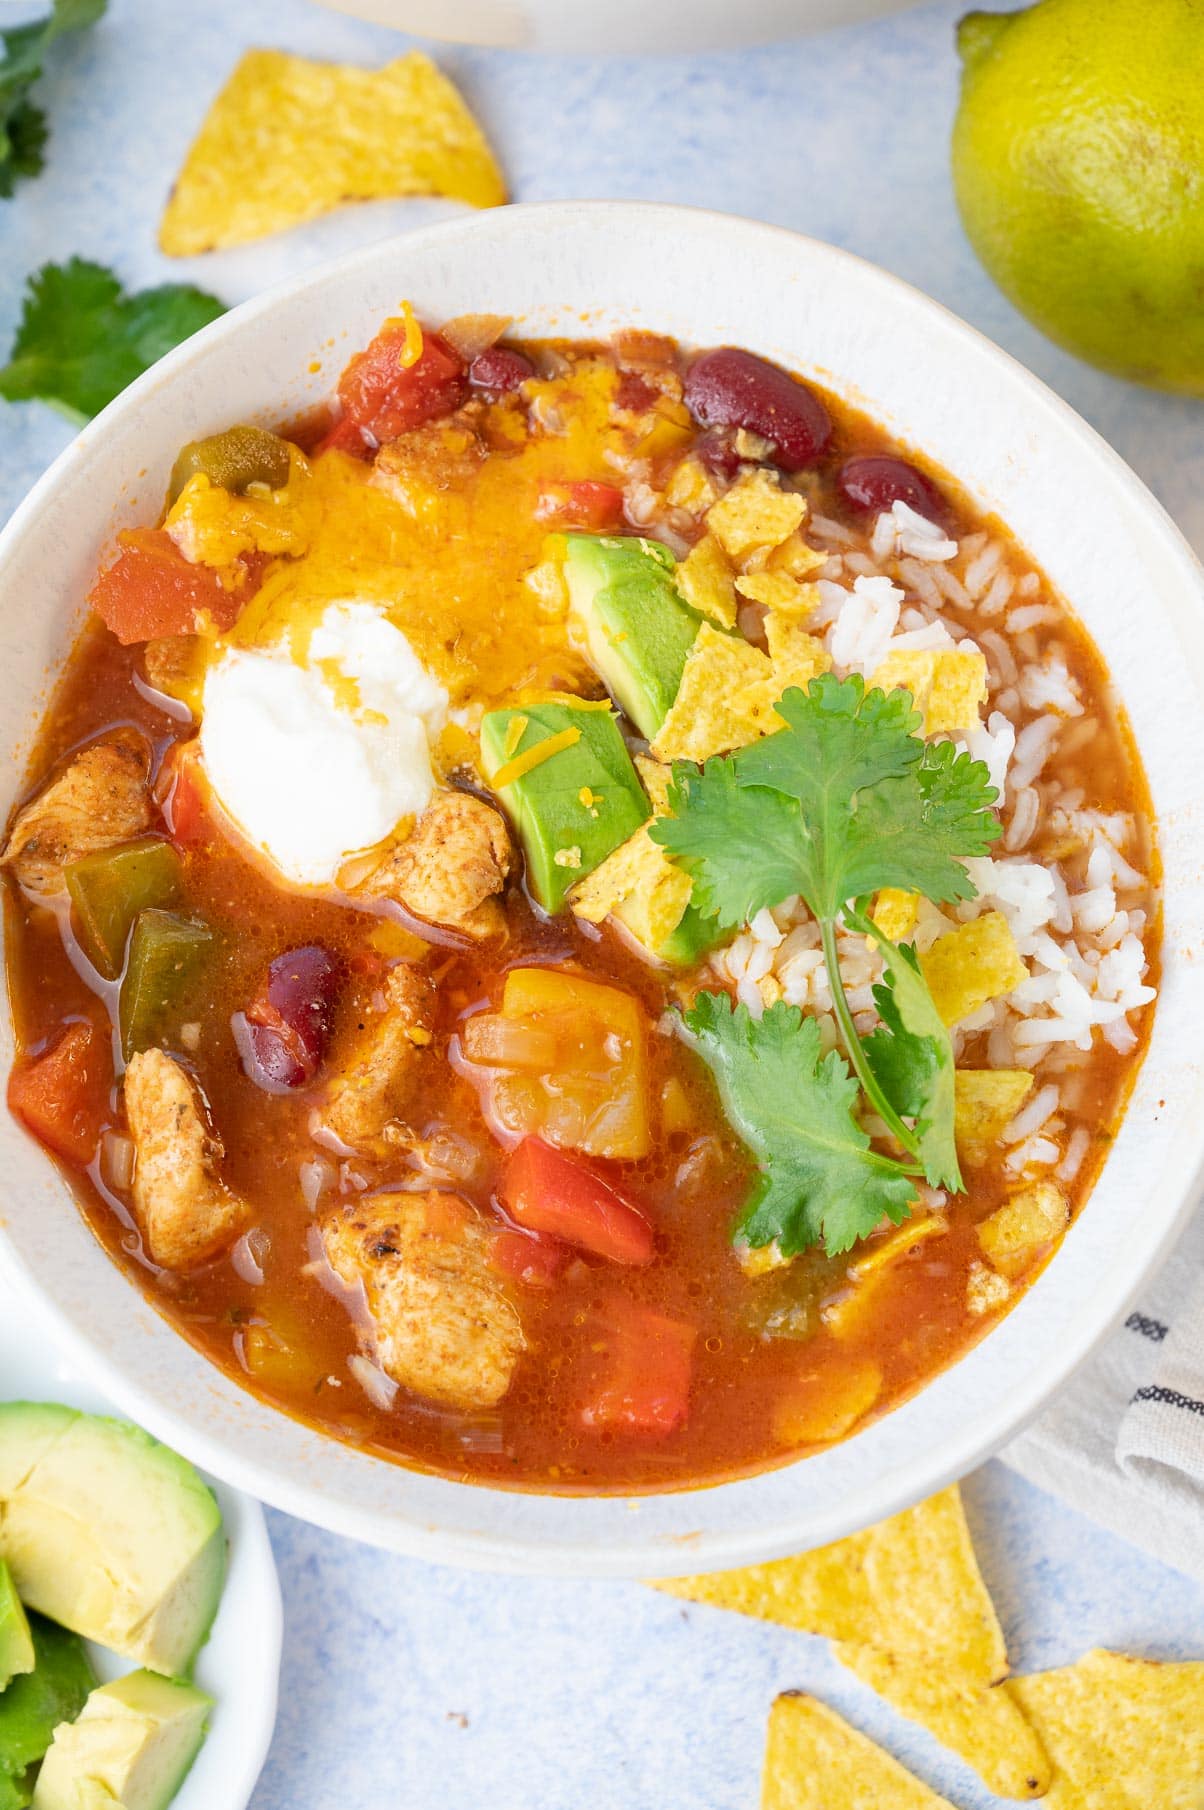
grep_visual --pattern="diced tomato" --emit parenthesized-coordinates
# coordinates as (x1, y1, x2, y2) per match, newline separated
(8, 1021, 110, 1169)
(491, 1226, 568, 1289)
(535, 479, 625, 530)
(502, 1138, 654, 1266)
(89, 528, 253, 645)
(160, 745, 207, 848)
(313, 414, 370, 459)
(578, 1297, 696, 1437)
(336, 323, 467, 445)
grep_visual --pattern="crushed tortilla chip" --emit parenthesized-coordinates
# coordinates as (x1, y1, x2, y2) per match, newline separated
(569, 825, 692, 954)
(870, 887, 919, 944)
(652, 1485, 1007, 1684)
(766, 615, 832, 700)
(160, 49, 506, 256)
(919, 911, 1028, 1027)
(835, 1647, 1051, 1799)
(635, 753, 674, 815)
(650, 623, 775, 764)
(735, 571, 817, 617)
(761, 1695, 958, 1810)
(977, 1179, 1069, 1279)
(871, 647, 989, 736)
(954, 1069, 1034, 1165)
(664, 455, 719, 514)
(675, 534, 737, 628)
(1010, 1650, 1204, 1809)
(165, 468, 313, 568)
(761, 530, 827, 580)
(706, 469, 806, 562)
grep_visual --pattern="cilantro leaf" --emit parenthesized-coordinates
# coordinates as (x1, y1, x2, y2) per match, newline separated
(683, 990, 917, 1257)
(0, 259, 226, 424)
(855, 919, 962, 1192)
(0, 0, 106, 195)
(655, 762, 808, 930)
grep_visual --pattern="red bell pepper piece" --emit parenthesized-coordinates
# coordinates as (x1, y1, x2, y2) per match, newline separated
(502, 1137, 654, 1266)
(491, 1227, 568, 1289)
(8, 1020, 110, 1169)
(89, 528, 254, 644)
(335, 323, 467, 445)
(535, 479, 625, 530)
(578, 1296, 696, 1437)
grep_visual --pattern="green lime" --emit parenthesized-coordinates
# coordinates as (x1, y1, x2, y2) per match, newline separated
(952, 0, 1204, 394)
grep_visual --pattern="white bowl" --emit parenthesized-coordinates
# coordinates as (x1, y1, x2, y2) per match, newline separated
(313, 0, 918, 53)
(1, 204, 1202, 1576)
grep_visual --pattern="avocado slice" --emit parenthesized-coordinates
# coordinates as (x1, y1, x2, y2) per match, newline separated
(32, 1671, 211, 1810)
(0, 1562, 34, 1691)
(0, 1613, 95, 1804)
(562, 534, 703, 739)
(0, 1405, 225, 1679)
(481, 698, 650, 915)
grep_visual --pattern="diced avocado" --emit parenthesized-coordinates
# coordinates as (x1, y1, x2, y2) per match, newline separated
(0, 1405, 226, 1678)
(0, 1561, 34, 1691)
(656, 901, 722, 969)
(32, 1671, 211, 1810)
(481, 699, 650, 914)
(0, 1766, 33, 1810)
(0, 1613, 95, 1797)
(562, 534, 702, 739)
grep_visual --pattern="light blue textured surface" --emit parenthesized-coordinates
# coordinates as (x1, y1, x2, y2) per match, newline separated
(1, 3, 1202, 1806)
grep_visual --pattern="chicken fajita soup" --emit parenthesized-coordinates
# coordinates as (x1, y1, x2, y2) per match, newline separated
(2, 315, 1158, 1491)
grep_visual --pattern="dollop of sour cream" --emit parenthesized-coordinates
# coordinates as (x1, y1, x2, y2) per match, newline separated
(200, 601, 448, 886)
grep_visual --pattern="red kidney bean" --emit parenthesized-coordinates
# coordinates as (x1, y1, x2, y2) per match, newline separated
(837, 454, 947, 522)
(233, 945, 342, 1092)
(468, 346, 535, 394)
(684, 348, 832, 469)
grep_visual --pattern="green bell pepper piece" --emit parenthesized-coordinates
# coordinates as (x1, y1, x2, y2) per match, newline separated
(168, 425, 291, 503)
(119, 909, 213, 1060)
(65, 838, 182, 980)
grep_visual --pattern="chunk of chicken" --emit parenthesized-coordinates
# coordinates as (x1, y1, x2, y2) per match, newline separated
(124, 1048, 250, 1270)
(323, 1190, 525, 1410)
(1, 730, 152, 894)
(319, 963, 435, 1157)
(356, 790, 511, 940)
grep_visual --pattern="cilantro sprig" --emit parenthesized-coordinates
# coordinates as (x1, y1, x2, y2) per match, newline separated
(654, 674, 1002, 1255)
(0, 259, 226, 423)
(0, 0, 106, 197)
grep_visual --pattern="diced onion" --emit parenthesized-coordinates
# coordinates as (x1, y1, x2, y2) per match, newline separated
(440, 312, 511, 361)
(460, 1014, 557, 1071)
(100, 1130, 135, 1192)
(348, 1353, 399, 1411)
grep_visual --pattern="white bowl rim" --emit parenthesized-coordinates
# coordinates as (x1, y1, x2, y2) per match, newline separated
(1, 200, 1202, 1575)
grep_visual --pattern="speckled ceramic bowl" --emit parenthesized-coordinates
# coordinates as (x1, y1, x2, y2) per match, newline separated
(2, 204, 1202, 1574)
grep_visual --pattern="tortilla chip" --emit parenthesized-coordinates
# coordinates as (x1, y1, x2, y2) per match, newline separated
(706, 469, 806, 562)
(835, 1647, 1051, 1800)
(160, 49, 506, 256)
(871, 887, 919, 944)
(569, 824, 692, 954)
(761, 1695, 958, 1810)
(664, 456, 719, 514)
(919, 911, 1028, 1027)
(634, 753, 674, 814)
(766, 616, 831, 698)
(736, 571, 818, 617)
(653, 1485, 1007, 1684)
(954, 1069, 1035, 1165)
(650, 623, 775, 764)
(761, 530, 827, 580)
(675, 534, 737, 628)
(871, 647, 989, 736)
(1010, 1650, 1204, 1809)
(977, 1180, 1069, 1280)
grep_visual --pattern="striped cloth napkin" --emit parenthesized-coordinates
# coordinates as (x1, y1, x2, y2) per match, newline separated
(1002, 1202, 1204, 1581)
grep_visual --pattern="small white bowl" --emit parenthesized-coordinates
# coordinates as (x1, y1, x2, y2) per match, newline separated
(313, 0, 918, 53)
(1, 204, 1202, 1575)
(0, 1279, 281, 1809)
